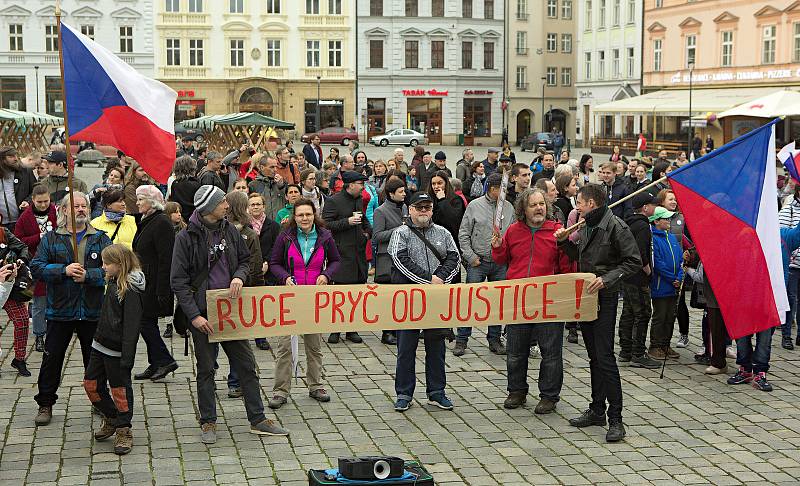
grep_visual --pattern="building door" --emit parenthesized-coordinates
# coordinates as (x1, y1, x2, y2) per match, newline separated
(463, 113, 475, 146)
(516, 109, 532, 144)
(367, 98, 385, 137)
(408, 97, 442, 144)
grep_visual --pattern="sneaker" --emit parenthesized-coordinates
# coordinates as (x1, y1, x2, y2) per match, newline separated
(666, 347, 680, 359)
(452, 341, 467, 357)
(11, 358, 31, 377)
(162, 323, 173, 338)
(567, 328, 579, 344)
(327, 333, 340, 344)
(751, 372, 773, 392)
(149, 361, 179, 381)
(268, 395, 287, 409)
(200, 423, 217, 444)
(427, 393, 454, 410)
(94, 417, 116, 441)
(693, 353, 710, 365)
(227, 387, 243, 398)
(309, 389, 331, 402)
(648, 347, 667, 360)
(503, 391, 527, 409)
(704, 365, 727, 375)
(727, 367, 753, 385)
(113, 427, 133, 455)
(250, 419, 289, 436)
(35, 406, 52, 426)
(394, 398, 412, 412)
(630, 354, 662, 369)
(534, 398, 557, 415)
(676, 334, 689, 348)
(726, 346, 737, 359)
(34, 335, 45, 352)
(255, 339, 271, 351)
(488, 339, 506, 355)
(345, 332, 363, 343)
(569, 409, 607, 428)
(606, 421, 626, 443)
(782, 336, 794, 350)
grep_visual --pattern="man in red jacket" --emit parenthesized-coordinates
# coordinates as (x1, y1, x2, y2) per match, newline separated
(491, 188, 571, 414)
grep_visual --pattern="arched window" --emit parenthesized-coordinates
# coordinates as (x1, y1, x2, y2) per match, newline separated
(238, 87, 274, 116)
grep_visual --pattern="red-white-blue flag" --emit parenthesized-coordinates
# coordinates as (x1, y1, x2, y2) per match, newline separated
(667, 119, 787, 339)
(61, 22, 177, 183)
(778, 141, 800, 185)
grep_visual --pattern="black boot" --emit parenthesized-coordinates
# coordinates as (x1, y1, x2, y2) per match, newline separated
(606, 420, 626, 442)
(567, 327, 579, 344)
(328, 333, 340, 344)
(11, 358, 31, 377)
(381, 332, 397, 345)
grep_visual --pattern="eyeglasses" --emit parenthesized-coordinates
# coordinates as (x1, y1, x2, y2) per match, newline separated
(413, 205, 433, 212)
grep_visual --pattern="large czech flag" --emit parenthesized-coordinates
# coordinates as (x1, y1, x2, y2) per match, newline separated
(667, 119, 787, 339)
(61, 22, 177, 183)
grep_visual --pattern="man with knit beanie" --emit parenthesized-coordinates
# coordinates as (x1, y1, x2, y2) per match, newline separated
(171, 185, 289, 443)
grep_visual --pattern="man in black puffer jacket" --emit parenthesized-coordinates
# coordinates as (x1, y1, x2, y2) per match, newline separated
(598, 161, 631, 219)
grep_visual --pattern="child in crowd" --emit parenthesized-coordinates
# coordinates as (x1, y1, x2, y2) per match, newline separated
(165, 201, 187, 234)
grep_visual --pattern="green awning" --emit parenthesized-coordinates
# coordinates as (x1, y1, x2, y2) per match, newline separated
(0, 109, 63, 128)
(181, 112, 295, 130)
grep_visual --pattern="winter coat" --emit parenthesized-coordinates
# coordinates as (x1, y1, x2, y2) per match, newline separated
(132, 210, 175, 318)
(8, 166, 36, 210)
(623, 213, 652, 287)
(492, 220, 571, 280)
(321, 189, 372, 284)
(275, 161, 300, 185)
(559, 207, 642, 291)
(433, 194, 465, 249)
(197, 169, 226, 192)
(464, 173, 486, 200)
(14, 204, 57, 296)
(248, 175, 286, 221)
(88, 183, 123, 218)
(237, 223, 264, 287)
(168, 177, 201, 223)
(554, 196, 574, 228)
(90, 214, 138, 250)
(256, 216, 281, 285)
(0, 227, 30, 263)
(94, 272, 144, 369)
(41, 174, 88, 203)
(458, 194, 514, 266)
(388, 222, 460, 285)
(650, 227, 684, 298)
(303, 143, 324, 169)
(170, 211, 250, 321)
(532, 168, 555, 184)
(372, 199, 407, 283)
(455, 160, 472, 182)
(123, 179, 148, 217)
(269, 226, 341, 285)
(30, 225, 111, 322)
(481, 158, 499, 176)
(605, 177, 631, 220)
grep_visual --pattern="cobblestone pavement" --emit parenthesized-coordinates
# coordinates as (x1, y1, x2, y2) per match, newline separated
(1, 310, 800, 486)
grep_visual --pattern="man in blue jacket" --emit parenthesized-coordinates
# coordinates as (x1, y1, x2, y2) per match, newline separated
(647, 206, 684, 361)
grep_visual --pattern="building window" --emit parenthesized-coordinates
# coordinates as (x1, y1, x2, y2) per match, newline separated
(266, 39, 281, 66)
(229, 0, 243, 13)
(484, 42, 494, 69)
(485, 0, 494, 19)
(561, 34, 572, 53)
(189, 0, 203, 12)
(306, 40, 320, 67)
(431, 40, 445, 68)
(119, 26, 133, 53)
(686, 34, 696, 67)
(653, 39, 662, 72)
(166, 38, 180, 66)
(369, 39, 383, 68)
(45, 25, 58, 52)
(8, 24, 22, 52)
(45, 76, 62, 116)
(230, 39, 245, 66)
(612, 0, 620, 26)
(546, 67, 557, 86)
(463, 0, 473, 18)
(328, 40, 342, 67)
(306, 0, 320, 14)
(165, 0, 179, 12)
(795, 23, 800, 62)
(516, 0, 528, 19)
(405, 0, 417, 16)
(266, 0, 280, 14)
(546, 33, 557, 52)
(598, 0, 606, 28)
(584, 52, 592, 79)
(80, 25, 95, 40)
(585, 0, 592, 29)
(370, 0, 382, 16)
(463, 98, 491, 136)
(626, 0, 634, 23)
(516, 31, 527, 54)
(598, 50, 605, 79)
(189, 39, 204, 66)
(405, 40, 419, 68)
(432, 0, 444, 16)
(721, 30, 733, 67)
(612, 48, 620, 77)
(762, 25, 776, 64)
(626, 46, 634, 77)
(515, 66, 527, 89)
(462, 41, 473, 69)
(547, 0, 557, 18)
(328, 0, 342, 14)
(655, 0, 662, 6)
(0, 77, 26, 111)
(561, 67, 572, 86)
(367, 98, 385, 135)
(562, 0, 572, 19)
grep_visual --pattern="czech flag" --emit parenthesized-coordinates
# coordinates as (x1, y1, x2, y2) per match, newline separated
(61, 22, 177, 183)
(667, 119, 787, 339)
(778, 141, 800, 184)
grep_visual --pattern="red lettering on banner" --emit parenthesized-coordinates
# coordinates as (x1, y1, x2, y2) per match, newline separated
(410, 288, 426, 322)
(346, 291, 364, 322)
(495, 285, 511, 320)
(239, 296, 257, 328)
(279, 293, 296, 326)
(474, 286, 490, 321)
(331, 291, 345, 323)
(521, 283, 540, 320)
(392, 290, 408, 322)
(455, 287, 473, 322)
(315, 292, 329, 323)
(542, 281, 557, 319)
(259, 294, 277, 327)
(512, 284, 520, 321)
(363, 286, 379, 324)
(439, 288, 455, 321)
(217, 299, 235, 331)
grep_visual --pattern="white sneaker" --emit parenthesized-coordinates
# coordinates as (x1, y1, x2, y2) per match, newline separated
(726, 346, 737, 359)
(704, 365, 727, 375)
(676, 334, 689, 348)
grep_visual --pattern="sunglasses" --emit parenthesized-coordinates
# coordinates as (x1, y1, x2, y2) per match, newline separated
(413, 205, 433, 211)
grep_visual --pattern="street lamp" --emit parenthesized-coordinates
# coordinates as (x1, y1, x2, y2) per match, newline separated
(687, 61, 694, 156)
(316, 75, 321, 132)
(34, 66, 40, 112)
(541, 76, 547, 132)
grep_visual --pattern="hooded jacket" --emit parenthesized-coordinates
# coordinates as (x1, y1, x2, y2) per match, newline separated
(269, 226, 341, 285)
(650, 227, 684, 298)
(623, 213, 652, 287)
(93, 271, 144, 369)
(492, 220, 571, 279)
(388, 221, 460, 285)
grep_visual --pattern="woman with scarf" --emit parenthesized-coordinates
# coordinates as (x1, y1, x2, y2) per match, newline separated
(368, 160, 389, 193)
(465, 161, 486, 200)
(90, 189, 138, 250)
(89, 167, 125, 218)
(247, 192, 279, 351)
(299, 168, 326, 213)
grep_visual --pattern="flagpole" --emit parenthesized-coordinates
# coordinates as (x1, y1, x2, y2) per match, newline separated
(55, 1, 79, 258)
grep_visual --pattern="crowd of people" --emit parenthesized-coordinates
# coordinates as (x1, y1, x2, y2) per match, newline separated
(0, 131, 794, 455)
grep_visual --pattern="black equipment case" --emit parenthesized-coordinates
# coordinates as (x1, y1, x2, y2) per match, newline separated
(308, 460, 434, 485)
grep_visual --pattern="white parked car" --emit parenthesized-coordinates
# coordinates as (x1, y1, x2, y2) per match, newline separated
(369, 128, 427, 147)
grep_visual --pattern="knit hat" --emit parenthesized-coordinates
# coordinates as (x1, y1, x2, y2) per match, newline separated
(434, 150, 447, 161)
(194, 185, 226, 215)
(136, 184, 165, 206)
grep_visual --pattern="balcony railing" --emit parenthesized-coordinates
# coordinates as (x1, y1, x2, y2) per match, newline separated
(516, 82, 529, 90)
(160, 66, 185, 78)
(300, 15, 346, 27)
(226, 67, 248, 78)
(158, 12, 210, 26)
(263, 67, 288, 78)
(187, 67, 209, 77)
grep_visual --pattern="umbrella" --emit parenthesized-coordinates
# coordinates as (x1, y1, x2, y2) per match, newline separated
(76, 149, 106, 162)
(716, 89, 800, 119)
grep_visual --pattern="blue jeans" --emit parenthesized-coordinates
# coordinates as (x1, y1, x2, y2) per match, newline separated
(457, 260, 506, 343)
(506, 322, 564, 401)
(736, 327, 775, 374)
(31, 294, 47, 336)
(395, 330, 446, 401)
(783, 267, 800, 339)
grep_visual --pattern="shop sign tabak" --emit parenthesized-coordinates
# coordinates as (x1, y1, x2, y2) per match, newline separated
(206, 274, 598, 342)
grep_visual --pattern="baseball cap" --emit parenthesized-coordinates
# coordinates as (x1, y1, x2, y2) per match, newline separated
(341, 171, 368, 184)
(408, 192, 433, 207)
(630, 191, 655, 209)
(43, 151, 67, 164)
(648, 206, 675, 222)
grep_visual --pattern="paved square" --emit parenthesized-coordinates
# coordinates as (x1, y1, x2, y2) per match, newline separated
(1, 310, 800, 485)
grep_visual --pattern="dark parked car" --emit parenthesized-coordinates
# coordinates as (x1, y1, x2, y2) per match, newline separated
(520, 132, 554, 152)
(301, 126, 359, 145)
(174, 122, 205, 142)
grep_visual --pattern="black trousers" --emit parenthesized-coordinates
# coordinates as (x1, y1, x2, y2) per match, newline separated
(35, 320, 105, 407)
(618, 283, 652, 358)
(580, 289, 623, 421)
(677, 285, 690, 335)
(83, 349, 134, 429)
